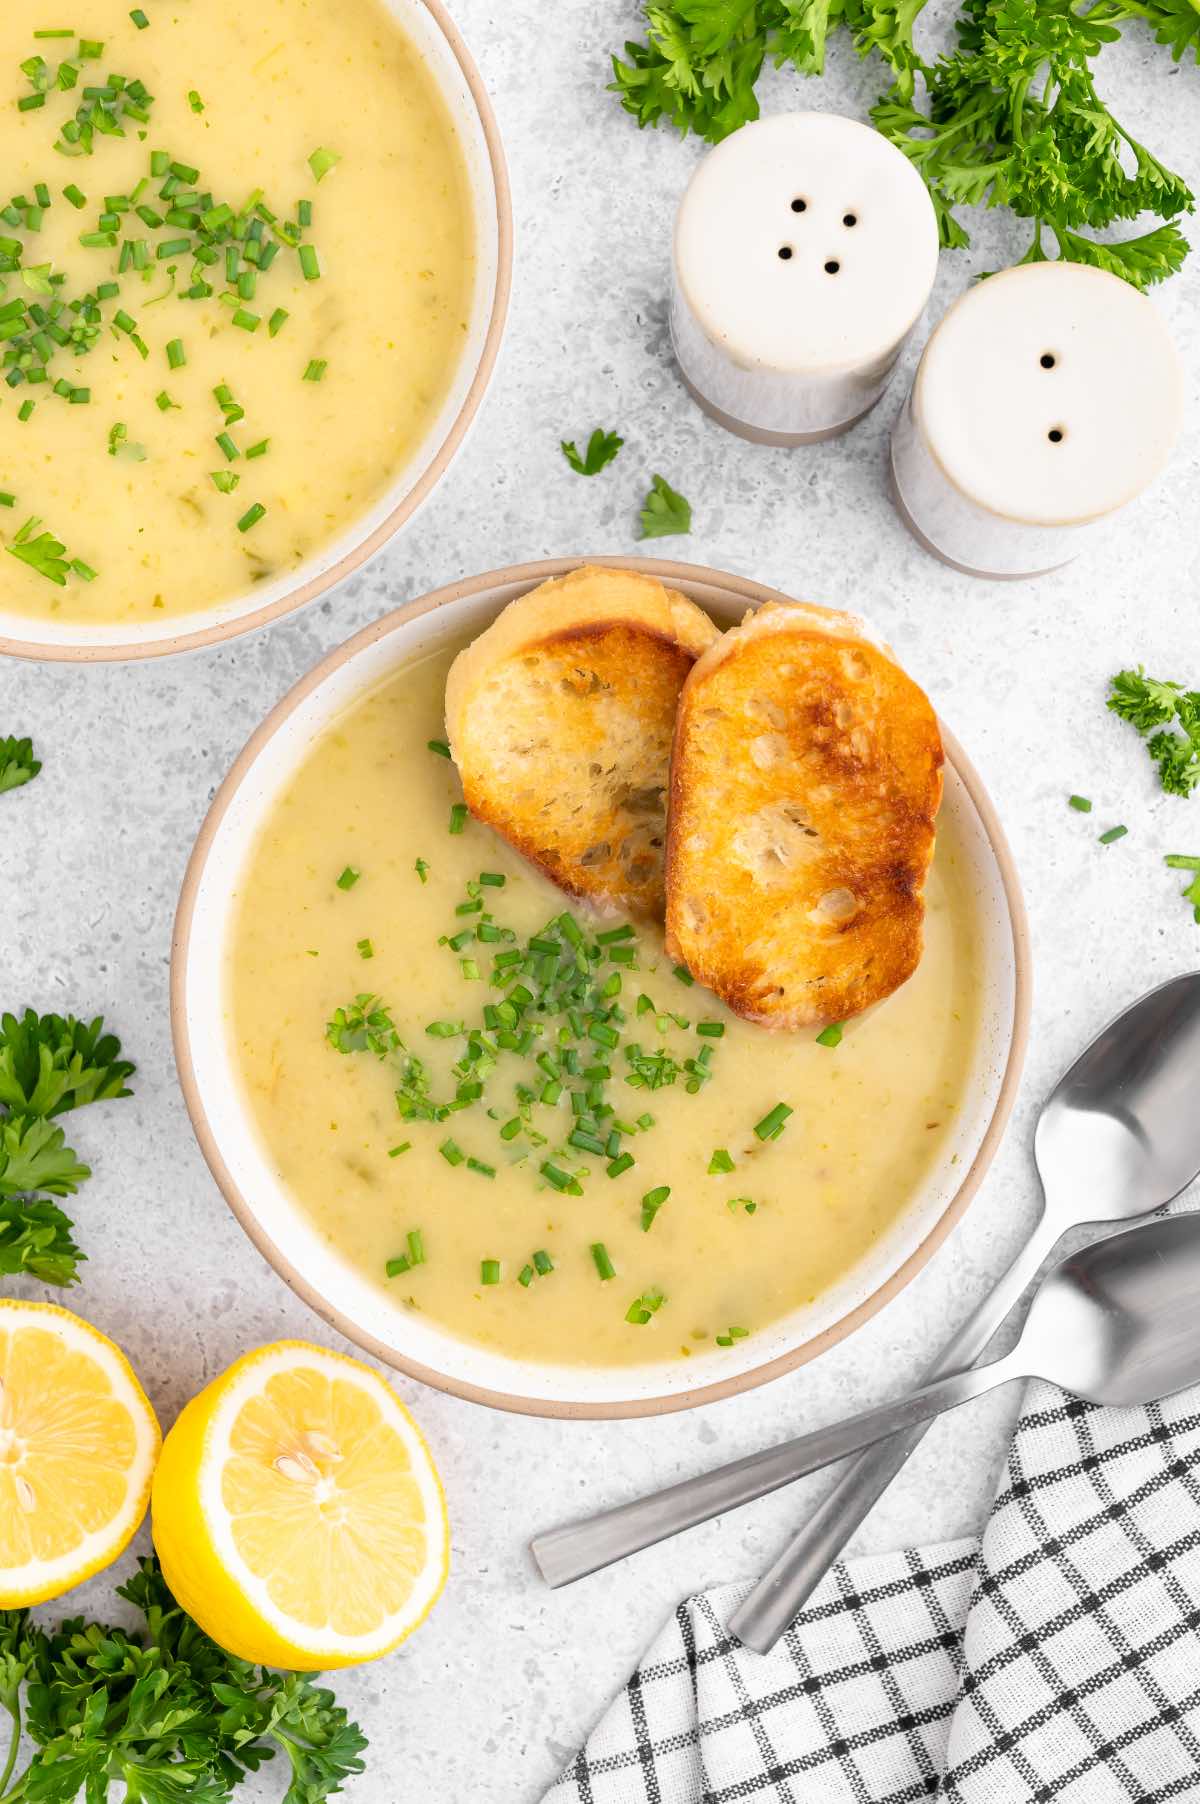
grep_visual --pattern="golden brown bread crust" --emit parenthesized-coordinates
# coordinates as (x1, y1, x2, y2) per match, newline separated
(664, 601, 943, 1027)
(445, 566, 720, 917)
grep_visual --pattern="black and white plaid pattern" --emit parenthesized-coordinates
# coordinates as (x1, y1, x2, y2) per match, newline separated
(545, 1384, 1200, 1802)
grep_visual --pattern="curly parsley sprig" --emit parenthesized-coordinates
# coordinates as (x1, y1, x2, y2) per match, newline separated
(611, 0, 1197, 287)
(0, 739, 39, 797)
(0, 1556, 367, 1803)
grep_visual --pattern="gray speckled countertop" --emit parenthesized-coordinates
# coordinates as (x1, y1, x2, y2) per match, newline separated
(3, 4, 1200, 1799)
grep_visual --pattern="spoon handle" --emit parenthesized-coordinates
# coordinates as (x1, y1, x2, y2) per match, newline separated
(728, 1210, 1061, 1653)
(531, 1350, 1026, 1589)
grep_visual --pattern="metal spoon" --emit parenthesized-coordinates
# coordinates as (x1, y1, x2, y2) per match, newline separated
(728, 967, 1200, 1651)
(532, 1210, 1200, 1588)
(532, 971, 1200, 1594)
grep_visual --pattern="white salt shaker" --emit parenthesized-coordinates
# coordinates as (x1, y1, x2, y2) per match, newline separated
(891, 260, 1184, 579)
(671, 113, 940, 444)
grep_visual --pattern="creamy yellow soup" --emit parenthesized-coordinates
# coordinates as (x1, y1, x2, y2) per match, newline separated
(0, 0, 473, 623)
(226, 643, 984, 1369)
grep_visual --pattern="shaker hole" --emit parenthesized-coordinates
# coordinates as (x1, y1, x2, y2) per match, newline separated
(1040, 352, 1057, 369)
(842, 212, 858, 227)
(778, 245, 794, 261)
(791, 197, 807, 213)
(1048, 426, 1065, 444)
(824, 259, 840, 275)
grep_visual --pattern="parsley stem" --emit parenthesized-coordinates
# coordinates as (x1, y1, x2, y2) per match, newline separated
(0, 1700, 21, 1797)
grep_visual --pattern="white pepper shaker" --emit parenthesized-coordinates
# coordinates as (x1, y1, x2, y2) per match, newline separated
(671, 112, 940, 444)
(890, 260, 1184, 579)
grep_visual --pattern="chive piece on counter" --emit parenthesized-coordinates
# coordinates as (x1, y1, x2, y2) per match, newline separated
(708, 1148, 734, 1174)
(166, 337, 185, 368)
(440, 1139, 464, 1167)
(406, 1229, 425, 1266)
(356, 937, 374, 960)
(1069, 795, 1093, 813)
(533, 1249, 553, 1275)
(1099, 825, 1128, 845)
(481, 1259, 501, 1285)
(308, 146, 341, 183)
(237, 502, 265, 533)
(387, 1142, 411, 1158)
(303, 358, 327, 382)
(590, 1242, 616, 1281)
(816, 1023, 843, 1048)
(754, 1102, 793, 1142)
(427, 738, 451, 758)
(641, 1184, 670, 1232)
(448, 802, 468, 835)
(335, 865, 360, 891)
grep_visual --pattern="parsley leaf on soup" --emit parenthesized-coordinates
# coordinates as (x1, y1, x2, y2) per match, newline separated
(0, 736, 40, 795)
(638, 473, 691, 539)
(561, 428, 624, 476)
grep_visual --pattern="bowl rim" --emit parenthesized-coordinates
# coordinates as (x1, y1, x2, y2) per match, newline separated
(0, 0, 513, 667)
(170, 555, 1033, 1418)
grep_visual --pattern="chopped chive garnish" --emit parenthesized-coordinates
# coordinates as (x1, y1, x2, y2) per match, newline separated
(753, 1102, 793, 1142)
(467, 1156, 496, 1178)
(63, 184, 87, 209)
(533, 1249, 553, 1275)
(268, 307, 289, 336)
(245, 438, 270, 459)
(479, 871, 505, 887)
(303, 358, 327, 381)
(727, 1197, 758, 1215)
(308, 146, 341, 183)
(237, 502, 266, 532)
(696, 1021, 725, 1038)
(596, 925, 635, 945)
(590, 1242, 616, 1281)
(387, 1142, 411, 1158)
(439, 1139, 464, 1167)
(606, 1152, 634, 1179)
(298, 244, 320, 280)
(187, 88, 204, 112)
(707, 1148, 734, 1174)
(518, 1264, 535, 1287)
(1099, 825, 1128, 845)
(335, 865, 360, 891)
(130, 9, 149, 27)
(641, 1184, 670, 1231)
(406, 1229, 425, 1266)
(1069, 795, 1093, 812)
(166, 337, 185, 368)
(414, 857, 429, 883)
(385, 1254, 410, 1278)
(215, 431, 239, 461)
(155, 390, 179, 410)
(626, 1287, 665, 1325)
(481, 1259, 501, 1285)
(0, 494, 13, 509)
(715, 1326, 751, 1347)
(448, 802, 468, 835)
(427, 738, 451, 758)
(816, 1023, 843, 1048)
(672, 964, 695, 986)
(356, 937, 374, 960)
(209, 470, 240, 493)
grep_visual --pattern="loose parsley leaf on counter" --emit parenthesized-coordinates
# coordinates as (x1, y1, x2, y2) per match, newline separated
(638, 473, 691, 539)
(561, 427, 624, 476)
(0, 737, 40, 795)
(0, 1194, 83, 1286)
(0, 1555, 367, 1803)
(1108, 666, 1200, 796)
(0, 1010, 136, 1118)
(1165, 855, 1200, 923)
(0, 1114, 89, 1198)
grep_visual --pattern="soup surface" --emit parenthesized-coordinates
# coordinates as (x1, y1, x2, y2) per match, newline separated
(226, 640, 984, 1370)
(0, 0, 473, 624)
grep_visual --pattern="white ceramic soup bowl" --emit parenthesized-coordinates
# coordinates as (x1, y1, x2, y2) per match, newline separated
(172, 557, 1031, 1418)
(0, 0, 511, 665)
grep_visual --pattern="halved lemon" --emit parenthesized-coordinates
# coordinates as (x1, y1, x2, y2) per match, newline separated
(151, 1340, 448, 1670)
(0, 1300, 160, 1607)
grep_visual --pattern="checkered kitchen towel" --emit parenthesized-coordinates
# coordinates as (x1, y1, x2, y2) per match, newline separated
(545, 1383, 1200, 1802)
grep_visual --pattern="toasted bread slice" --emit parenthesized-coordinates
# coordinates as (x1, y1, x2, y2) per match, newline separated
(445, 565, 720, 917)
(665, 601, 943, 1028)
